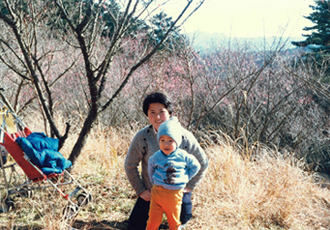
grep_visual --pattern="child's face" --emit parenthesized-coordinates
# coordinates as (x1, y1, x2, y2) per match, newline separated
(159, 135, 177, 155)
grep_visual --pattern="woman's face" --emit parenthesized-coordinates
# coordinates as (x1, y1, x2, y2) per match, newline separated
(147, 102, 170, 131)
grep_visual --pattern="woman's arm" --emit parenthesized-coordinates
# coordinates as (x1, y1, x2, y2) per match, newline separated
(148, 156, 156, 185)
(124, 129, 147, 195)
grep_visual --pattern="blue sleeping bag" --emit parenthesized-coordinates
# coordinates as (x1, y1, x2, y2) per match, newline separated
(16, 132, 72, 175)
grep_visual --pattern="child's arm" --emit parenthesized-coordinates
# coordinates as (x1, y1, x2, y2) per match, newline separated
(186, 154, 201, 180)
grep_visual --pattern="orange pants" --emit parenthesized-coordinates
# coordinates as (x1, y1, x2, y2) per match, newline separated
(146, 185, 183, 230)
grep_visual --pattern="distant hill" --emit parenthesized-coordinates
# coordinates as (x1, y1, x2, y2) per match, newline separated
(185, 31, 305, 53)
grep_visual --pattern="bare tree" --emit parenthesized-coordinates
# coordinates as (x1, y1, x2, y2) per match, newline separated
(0, 0, 205, 166)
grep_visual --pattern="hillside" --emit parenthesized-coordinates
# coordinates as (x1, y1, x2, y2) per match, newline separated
(1, 119, 330, 229)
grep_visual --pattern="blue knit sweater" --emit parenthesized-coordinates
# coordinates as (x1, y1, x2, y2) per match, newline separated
(148, 148, 201, 190)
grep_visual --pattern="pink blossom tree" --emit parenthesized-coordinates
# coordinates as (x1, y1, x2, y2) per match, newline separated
(0, 0, 205, 165)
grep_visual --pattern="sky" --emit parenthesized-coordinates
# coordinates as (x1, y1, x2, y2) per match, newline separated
(160, 0, 316, 39)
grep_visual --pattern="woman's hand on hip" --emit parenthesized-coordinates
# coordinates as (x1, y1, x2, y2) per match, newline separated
(139, 190, 151, 201)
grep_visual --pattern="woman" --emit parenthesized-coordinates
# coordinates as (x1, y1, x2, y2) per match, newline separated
(124, 92, 209, 230)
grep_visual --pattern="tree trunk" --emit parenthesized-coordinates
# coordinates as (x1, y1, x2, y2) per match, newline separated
(68, 109, 98, 166)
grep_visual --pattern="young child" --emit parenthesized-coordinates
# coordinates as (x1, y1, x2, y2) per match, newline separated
(146, 117, 201, 230)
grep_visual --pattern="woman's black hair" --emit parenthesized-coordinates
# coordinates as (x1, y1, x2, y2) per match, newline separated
(142, 92, 173, 116)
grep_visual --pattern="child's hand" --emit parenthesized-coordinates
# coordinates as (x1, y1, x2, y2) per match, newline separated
(139, 190, 151, 201)
(183, 187, 191, 193)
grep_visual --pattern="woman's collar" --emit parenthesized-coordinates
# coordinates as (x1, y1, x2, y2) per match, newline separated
(152, 126, 157, 135)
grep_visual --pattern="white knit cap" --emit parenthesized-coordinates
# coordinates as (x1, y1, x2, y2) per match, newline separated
(157, 116, 182, 147)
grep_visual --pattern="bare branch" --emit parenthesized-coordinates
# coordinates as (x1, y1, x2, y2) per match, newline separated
(101, 0, 197, 112)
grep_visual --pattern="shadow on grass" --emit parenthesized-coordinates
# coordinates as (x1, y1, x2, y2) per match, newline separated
(0, 220, 169, 230)
(73, 219, 169, 230)
(0, 221, 127, 230)
(0, 226, 42, 230)
(72, 220, 129, 229)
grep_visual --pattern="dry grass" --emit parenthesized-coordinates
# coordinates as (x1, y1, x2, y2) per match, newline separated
(192, 137, 330, 229)
(1, 113, 330, 229)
